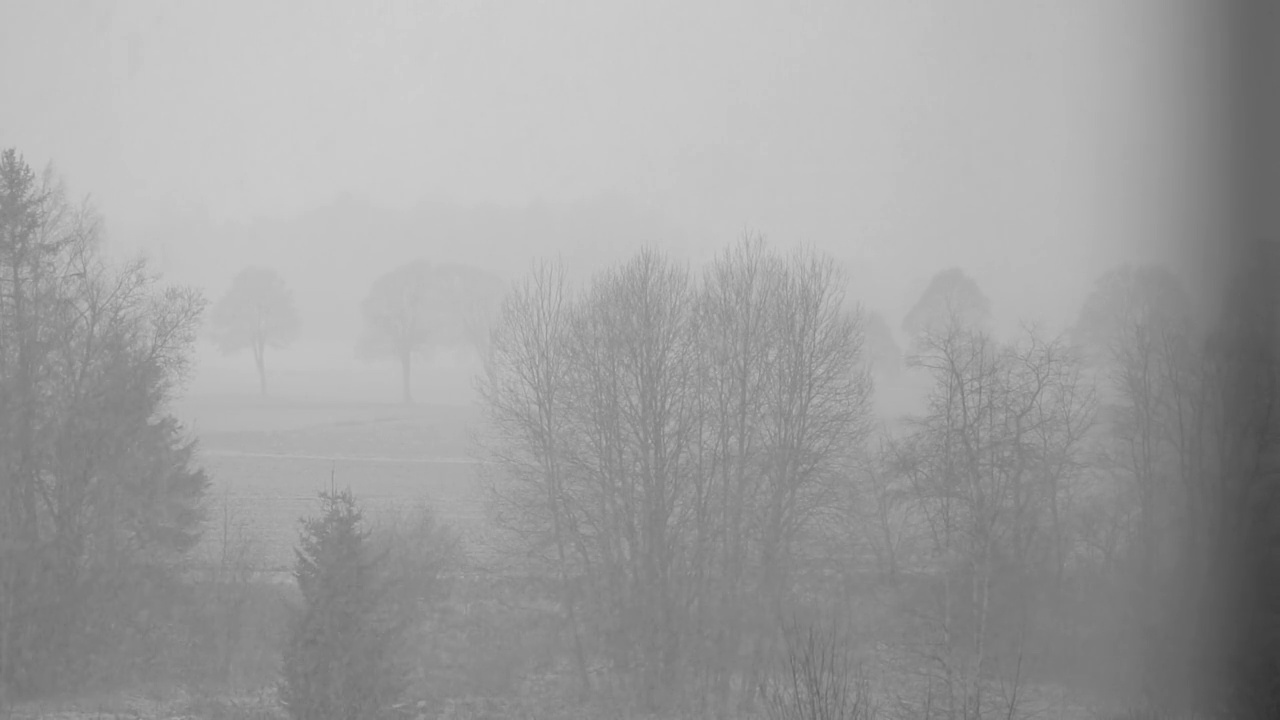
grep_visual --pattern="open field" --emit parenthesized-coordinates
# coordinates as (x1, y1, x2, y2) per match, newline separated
(173, 394, 482, 441)
(181, 396, 498, 572)
(176, 388, 926, 574)
(198, 454, 491, 570)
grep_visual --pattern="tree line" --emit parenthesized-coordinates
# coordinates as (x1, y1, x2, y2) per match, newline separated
(3, 142, 1277, 718)
(477, 237, 1280, 719)
(0, 147, 461, 711)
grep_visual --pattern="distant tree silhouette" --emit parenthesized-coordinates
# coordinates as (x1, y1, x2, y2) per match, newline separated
(359, 260, 506, 404)
(209, 266, 301, 397)
(901, 267, 991, 343)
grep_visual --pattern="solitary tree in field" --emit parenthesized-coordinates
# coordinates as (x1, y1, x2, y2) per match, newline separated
(209, 266, 301, 397)
(359, 259, 506, 404)
(359, 261, 433, 404)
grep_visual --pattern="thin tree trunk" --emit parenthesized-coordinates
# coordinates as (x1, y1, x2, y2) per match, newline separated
(400, 351, 413, 404)
(942, 556, 957, 720)
(970, 551, 992, 720)
(544, 432, 591, 698)
(253, 340, 267, 398)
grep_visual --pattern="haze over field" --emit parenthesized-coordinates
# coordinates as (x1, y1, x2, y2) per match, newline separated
(1, 0, 1217, 403)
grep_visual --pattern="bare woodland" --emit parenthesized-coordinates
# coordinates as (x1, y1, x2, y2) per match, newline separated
(474, 234, 1279, 719)
(1, 141, 1277, 720)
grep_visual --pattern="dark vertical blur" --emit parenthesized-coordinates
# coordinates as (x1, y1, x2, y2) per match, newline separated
(1195, 2, 1280, 717)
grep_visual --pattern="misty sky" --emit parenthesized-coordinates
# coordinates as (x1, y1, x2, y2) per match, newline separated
(1, 0, 1219, 399)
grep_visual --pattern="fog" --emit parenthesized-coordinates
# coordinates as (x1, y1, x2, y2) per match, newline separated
(3, 0, 1217, 402)
(1, 2, 1267, 719)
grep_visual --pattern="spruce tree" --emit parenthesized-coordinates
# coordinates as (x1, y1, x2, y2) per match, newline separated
(280, 489, 410, 720)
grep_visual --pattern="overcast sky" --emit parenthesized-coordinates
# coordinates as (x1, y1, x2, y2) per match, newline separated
(0, 0, 1219, 397)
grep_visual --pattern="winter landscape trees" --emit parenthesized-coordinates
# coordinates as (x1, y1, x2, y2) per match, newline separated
(0, 148, 209, 694)
(475, 238, 1278, 719)
(2, 142, 1277, 720)
(479, 238, 879, 715)
(360, 260, 507, 404)
(209, 266, 301, 398)
(894, 319, 1096, 718)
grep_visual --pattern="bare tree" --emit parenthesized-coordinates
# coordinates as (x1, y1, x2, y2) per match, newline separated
(1071, 264, 1198, 709)
(360, 260, 433, 404)
(437, 262, 508, 363)
(362, 260, 506, 404)
(477, 259, 591, 696)
(746, 247, 873, 708)
(899, 317, 1093, 720)
(479, 239, 875, 715)
(689, 234, 783, 714)
(573, 247, 702, 712)
(766, 618, 878, 720)
(1070, 255, 1280, 717)
(209, 266, 301, 397)
(852, 429, 916, 585)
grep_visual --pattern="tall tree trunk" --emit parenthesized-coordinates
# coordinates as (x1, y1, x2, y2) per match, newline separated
(253, 341, 267, 398)
(400, 350, 413, 404)
(550, 482, 590, 698)
(5, 229, 48, 692)
(540, 398, 590, 697)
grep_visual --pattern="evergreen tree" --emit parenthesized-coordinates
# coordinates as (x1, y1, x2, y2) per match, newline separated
(280, 489, 411, 720)
(0, 147, 209, 694)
